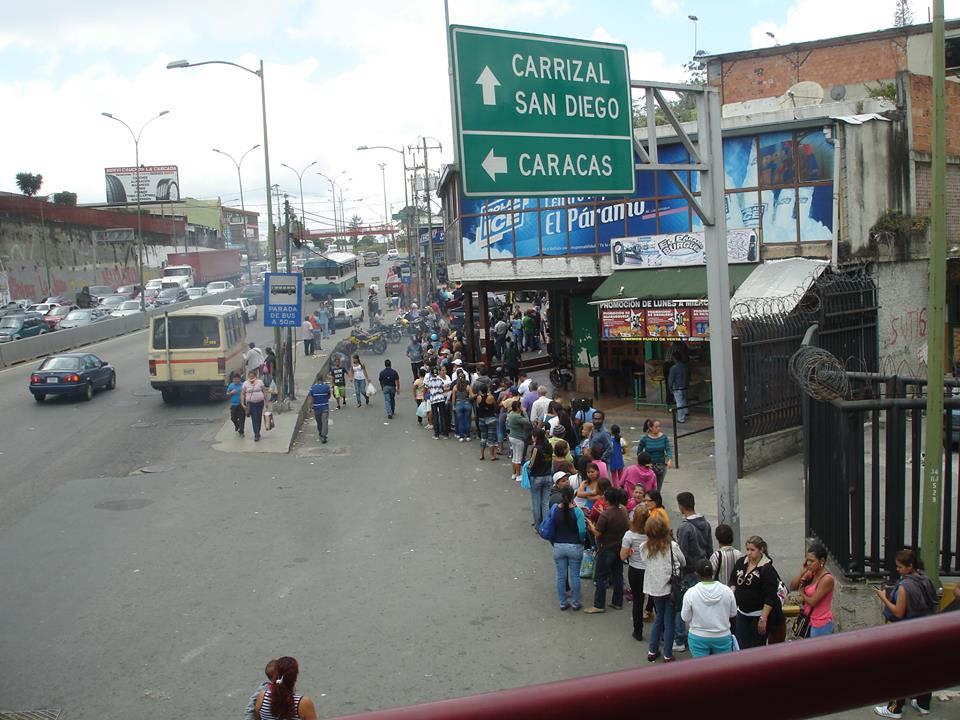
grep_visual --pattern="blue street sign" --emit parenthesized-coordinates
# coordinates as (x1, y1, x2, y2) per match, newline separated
(263, 272, 303, 327)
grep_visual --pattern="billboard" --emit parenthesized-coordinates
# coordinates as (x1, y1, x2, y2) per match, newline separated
(611, 228, 758, 269)
(599, 299, 711, 342)
(104, 165, 180, 204)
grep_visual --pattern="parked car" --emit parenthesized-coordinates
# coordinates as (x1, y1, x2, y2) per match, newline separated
(332, 297, 364, 327)
(110, 300, 143, 318)
(58, 309, 109, 329)
(88, 285, 115, 302)
(44, 304, 78, 329)
(222, 297, 258, 323)
(0, 313, 49, 342)
(29, 352, 116, 403)
(205, 280, 235, 295)
(362, 251, 381, 266)
(186, 286, 208, 300)
(115, 284, 142, 299)
(154, 287, 190, 306)
(43, 296, 72, 306)
(97, 294, 129, 312)
(27, 302, 61, 315)
(240, 283, 265, 305)
(386, 248, 400, 260)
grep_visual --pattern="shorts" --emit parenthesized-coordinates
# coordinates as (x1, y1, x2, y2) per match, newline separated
(333, 385, 345, 398)
(509, 437, 526, 464)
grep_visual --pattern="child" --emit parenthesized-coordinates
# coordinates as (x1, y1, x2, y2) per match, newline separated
(626, 483, 647, 516)
(245, 659, 277, 720)
(609, 423, 626, 487)
(621, 451, 658, 497)
(330, 355, 347, 410)
(226, 371, 245, 437)
(413, 367, 427, 425)
(576, 422, 593, 459)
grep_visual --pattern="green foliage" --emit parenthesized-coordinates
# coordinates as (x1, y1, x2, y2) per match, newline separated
(871, 209, 929, 235)
(15, 172, 43, 196)
(632, 50, 706, 129)
(52, 191, 77, 206)
(865, 80, 897, 101)
(893, 0, 913, 27)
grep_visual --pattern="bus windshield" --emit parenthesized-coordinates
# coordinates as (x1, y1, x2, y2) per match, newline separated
(152, 316, 221, 349)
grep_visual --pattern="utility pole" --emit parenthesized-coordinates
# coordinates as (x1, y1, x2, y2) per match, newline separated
(283, 197, 296, 401)
(421, 136, 438, 298)
(410, 171, 425, 306)
(378, 162, 390, 250)
(921, 0, 946, 586)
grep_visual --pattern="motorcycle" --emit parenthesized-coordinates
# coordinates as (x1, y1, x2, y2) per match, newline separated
(371, 319, 403, 344)
(334, 327, 388, 357)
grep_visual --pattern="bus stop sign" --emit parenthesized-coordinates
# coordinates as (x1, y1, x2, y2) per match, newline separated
(263, 272, 302, 327)
(451, 25, 634, 197)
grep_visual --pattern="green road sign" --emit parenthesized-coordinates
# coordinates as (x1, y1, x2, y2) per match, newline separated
(450, 25, 634, 198)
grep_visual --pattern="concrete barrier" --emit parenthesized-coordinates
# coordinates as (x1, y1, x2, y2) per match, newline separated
(0, 289, 248, 368)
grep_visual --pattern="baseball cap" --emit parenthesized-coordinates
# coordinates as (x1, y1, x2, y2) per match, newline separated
(452, 358, 463, 365)
(552, 471, 569, 483)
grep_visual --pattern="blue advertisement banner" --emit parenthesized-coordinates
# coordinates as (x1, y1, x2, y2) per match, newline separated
(458, 128, 834, 260)
(263, 272, 303, 327)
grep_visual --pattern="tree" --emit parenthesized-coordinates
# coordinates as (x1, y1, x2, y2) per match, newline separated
(349, 214, 363, 237)
(52, 191, 77, 206)
(632, 50, 707, 129)
(15, 172, 43, 197)
(893, 0, 913, 26)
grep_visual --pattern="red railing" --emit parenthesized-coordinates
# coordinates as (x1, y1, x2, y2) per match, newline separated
(328, 613, 960, 720)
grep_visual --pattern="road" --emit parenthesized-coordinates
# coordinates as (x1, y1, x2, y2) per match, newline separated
(0, 259, 940, 719)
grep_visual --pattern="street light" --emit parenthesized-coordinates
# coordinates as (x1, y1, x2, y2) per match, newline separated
(317, 170, 347, 251)
(280, 161, 318, 251)
(357, 144, 421, 302)
(167, 57, 283, 396)
(378, 162, 389, 249)
(212, 144, 260, 283)
(101, 109, 170, 310)
(766, 30, 779, 46)
(688, 14, 699, 57)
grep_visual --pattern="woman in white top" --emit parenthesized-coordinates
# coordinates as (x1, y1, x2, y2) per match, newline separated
(620, 506, 650, 642)
(240, 370, 267, 442)
(680, 558, 738, 657)
(350, 354, 368, 408)
(639, 514, 685, 663)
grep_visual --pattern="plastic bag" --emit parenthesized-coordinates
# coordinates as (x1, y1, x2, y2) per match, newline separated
(520, 461, 531, 490)
(416, 400, 429, 419)
(365, 382, 377, 397)
(263, 411, 275, 431)
(580, 549, 596, 578)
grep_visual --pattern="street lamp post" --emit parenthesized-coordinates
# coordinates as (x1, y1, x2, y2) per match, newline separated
(167, 57, 283, 394)
(688, 14, 699, 57)
(281, 161, 317, 250)
(356, 144, 419, 302)
(377, 162, 389, 250)
(213, 144, 260, 284)
(101, 110, 170, 311)
(317, 170, 347, 252)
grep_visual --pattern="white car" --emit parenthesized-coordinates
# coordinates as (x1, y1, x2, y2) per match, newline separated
(206, 281, 235, 294)
(332, 297, 363, 327)
(386, 248, 400, 260)
(186, 286, 208, 300)
(222, 297, 258, 323)
(110, 300, 143, 317)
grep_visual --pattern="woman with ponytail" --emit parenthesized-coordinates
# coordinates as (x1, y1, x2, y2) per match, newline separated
(253, 656, 318, 720)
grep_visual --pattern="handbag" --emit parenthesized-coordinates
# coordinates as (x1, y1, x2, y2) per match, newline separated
(520, 461, 531, 489)
(580, 548, 596, 578)
(792, 608, 812, 639)
(538, 506, 557, 542)
(263, 411, 275, 431)
(668, 543, 684, 607)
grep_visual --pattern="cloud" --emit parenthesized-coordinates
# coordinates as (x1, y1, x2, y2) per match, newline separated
(749, 0, 960, 48)
(651, 0, 682, 17)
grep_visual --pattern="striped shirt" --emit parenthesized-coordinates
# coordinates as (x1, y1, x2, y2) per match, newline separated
(636, 433, 672, 464)
(258, 689, 303, 720)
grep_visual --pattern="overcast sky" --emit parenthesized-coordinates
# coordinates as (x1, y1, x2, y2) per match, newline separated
(1, 0, 955, 235)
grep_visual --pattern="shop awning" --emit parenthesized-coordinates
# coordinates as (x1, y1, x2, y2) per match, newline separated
(730, 258, 829, 318)
(591, 264, 757, 303)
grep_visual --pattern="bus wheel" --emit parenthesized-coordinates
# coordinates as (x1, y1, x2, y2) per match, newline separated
(161, 389, 179, 404)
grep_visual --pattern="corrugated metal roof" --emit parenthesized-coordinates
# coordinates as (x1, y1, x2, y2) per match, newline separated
(730, 258, 829, 318)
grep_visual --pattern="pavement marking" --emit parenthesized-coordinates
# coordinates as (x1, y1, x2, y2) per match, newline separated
(179, 633, 223, 664)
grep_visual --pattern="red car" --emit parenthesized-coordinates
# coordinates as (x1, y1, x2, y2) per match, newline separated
(44, 304, 78, 330)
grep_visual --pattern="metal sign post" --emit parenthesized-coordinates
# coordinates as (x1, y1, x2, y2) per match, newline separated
(450, 25, 634, 197)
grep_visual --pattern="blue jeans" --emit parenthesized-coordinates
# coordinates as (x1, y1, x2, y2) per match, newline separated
(494, 334, 506, 359)
(247, 401, 264, 439)
(688, 632, 734, 657)
(674, 575, 696, 645)
(480, 416, 498, 448)
(673, 388, 688, 422)
(553, 543, 583, 608)
(354, 379, 366, 405)
(530, 475, 552, 526)
(649, 595, 677, 659)
(454, 400, 472, 438)
(810, 621, 834, 638)
(383, 385, 396, 416)
(593, 547, 624, 609)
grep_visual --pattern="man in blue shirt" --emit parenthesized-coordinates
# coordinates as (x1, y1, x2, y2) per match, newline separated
(406, 337, 423, 381)
(309, 371, 332, 443)
(226, 371, 245, 437)
(668, 350, 690, 423)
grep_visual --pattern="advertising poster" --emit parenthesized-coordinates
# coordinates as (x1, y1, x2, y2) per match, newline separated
(104, 165, 180, 204)
(263, 272, 302, 327)
(645, 307, 690, 340)
(611, 228, 758, 268)
(600, 300, 708, 342)
(691, 308, 711, 339)
(600, 307, 645, 340)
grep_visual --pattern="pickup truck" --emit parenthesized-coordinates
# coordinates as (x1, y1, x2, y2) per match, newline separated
(332, 297, 364, 327)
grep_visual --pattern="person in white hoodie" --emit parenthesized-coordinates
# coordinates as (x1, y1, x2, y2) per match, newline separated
(680, 558, 738, 657)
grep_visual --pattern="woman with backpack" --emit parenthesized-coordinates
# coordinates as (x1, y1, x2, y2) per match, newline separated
(873, 548, 939, 718)
(541, 484, 586, 611)
(731, 535, 786, 649)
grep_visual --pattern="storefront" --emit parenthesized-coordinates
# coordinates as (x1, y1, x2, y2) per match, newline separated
(591, 264, 756, 407)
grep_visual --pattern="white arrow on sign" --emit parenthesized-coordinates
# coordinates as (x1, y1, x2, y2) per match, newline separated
(475, 66, 500, 106)
(481, 148, 508, 181)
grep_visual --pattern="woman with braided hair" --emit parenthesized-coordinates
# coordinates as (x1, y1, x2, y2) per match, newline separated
(253, 656, 318, 720)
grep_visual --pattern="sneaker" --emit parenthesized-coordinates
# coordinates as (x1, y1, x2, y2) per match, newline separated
(610, 604, 623, 610)
(646, 652, 660, 663)
(632, 631, 644, 641)
(672, 642, 687, 653)
(458, 437, 464, 442)
(874, 706, 902, 719)
(583, 607, 605, 614)
(559, 604, 569, 611)
(465, 437, 471, 442)
(321, 436, 327, 444)
(910, 700, 930, 716)
(571, 604, 582, 611)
